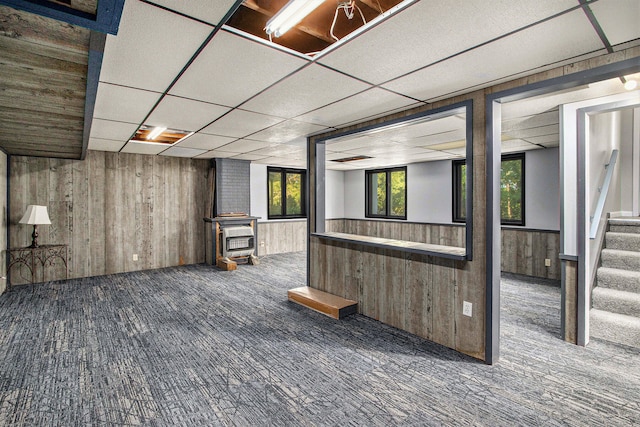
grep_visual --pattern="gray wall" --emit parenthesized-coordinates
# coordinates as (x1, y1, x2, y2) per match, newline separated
(336, 149, 560, 230)
(8, 151, 208, 284)
(526, 148, 560, 230)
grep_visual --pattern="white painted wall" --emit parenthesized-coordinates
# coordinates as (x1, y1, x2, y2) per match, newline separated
(343, 169, 365, 219)
(326, 169, 345, 219)
(408, 161, 453, 223)
(250, 163, 268, 221)
(340, 161, 454, 223)
(251, 163, 344, 221)
(526, 148, 560, 231)
(333, 152, 560, 229)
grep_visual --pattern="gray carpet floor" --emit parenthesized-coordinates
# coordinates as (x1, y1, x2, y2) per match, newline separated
(0, 251, 638, 426)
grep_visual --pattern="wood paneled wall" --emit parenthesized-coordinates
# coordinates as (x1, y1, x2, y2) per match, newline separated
(502, 228, 560, 280)
(336, 219, 466, 248)
(327, 219, 560, 280)
(8, 151, 208, 284)
(0, 152, 6, 293)
(311, 238, 470, 349)
(257, 220, 307, 256)
(0, 6, 90, 158)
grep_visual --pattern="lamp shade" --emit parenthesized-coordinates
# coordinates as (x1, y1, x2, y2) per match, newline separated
(19, 205, 51, 225)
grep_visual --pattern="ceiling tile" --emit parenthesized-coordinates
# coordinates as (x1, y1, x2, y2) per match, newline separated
(295, 88, 417, 127)
(253, 157, 306, 168)
(175, 133, 236, 150)
(319, 0, 578, 84)
(88, 138, 126, 152)
(170, 31, 308, 107)
(414, 130, 466, 147)
(524, 134, 559, 145)
(590, 0, 640, 46)
(382, 10, 603, 101)
(217, 139, 279, 153)
(503, 124, 557, 140)
(149, 0, 237, 26)
(121, 142, 168, 155)
(89, 118, 139, 141)
(196, 150, 241, 159)
(100, 0, 212, 92)
(160, 146, 207, 158)
(241, 64, 371, 118)
(93, 83, 160, 124)
(200, 109, 285, 138)
(247, 120, 328, 144)
(326, 134, 380, 152)
(146, 96, 231, 131)
(251, 145, 305, 158)
(344, 145, 432, 157)
(231, 153, 270, 161)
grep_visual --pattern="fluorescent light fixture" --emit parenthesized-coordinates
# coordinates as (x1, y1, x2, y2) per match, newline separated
(147, 126, 167, 140)
(265, 0, 325, 38)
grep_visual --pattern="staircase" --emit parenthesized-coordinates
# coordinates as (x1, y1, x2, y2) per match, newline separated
(590, 217, 640, 348)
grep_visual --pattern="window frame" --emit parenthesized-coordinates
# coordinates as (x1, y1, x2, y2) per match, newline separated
(500, 153, 525, 226)
(365, 166, 407, 220)
(452, 153, 525, 226)
(452, 159, 467, 223)
(267, 166, 307, 220)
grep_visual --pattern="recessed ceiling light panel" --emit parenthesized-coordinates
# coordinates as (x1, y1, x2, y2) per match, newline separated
(130, 125, 193, 145)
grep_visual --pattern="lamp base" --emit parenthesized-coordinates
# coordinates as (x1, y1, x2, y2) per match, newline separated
(29, 224, 39, 248)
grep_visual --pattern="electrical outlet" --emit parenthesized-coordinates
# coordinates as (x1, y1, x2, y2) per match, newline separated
(260, 241, 265, 247)
(463, 301, 472, 317)
(133, 254, 138, 261)
(545, 258, 551, 267)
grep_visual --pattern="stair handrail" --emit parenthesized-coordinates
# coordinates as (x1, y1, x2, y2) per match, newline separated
(590, 149, 619, 239)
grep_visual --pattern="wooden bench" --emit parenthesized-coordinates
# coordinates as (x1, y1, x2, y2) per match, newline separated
(287, 286, 357, 319)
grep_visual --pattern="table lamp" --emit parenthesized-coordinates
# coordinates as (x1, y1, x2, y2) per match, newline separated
(19, 205, 51, 248)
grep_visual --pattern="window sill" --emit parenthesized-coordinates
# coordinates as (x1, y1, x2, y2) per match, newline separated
(312, 232, 467, 260)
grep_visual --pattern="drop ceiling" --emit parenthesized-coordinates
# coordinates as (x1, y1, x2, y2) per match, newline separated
(1, 0, 638, 164)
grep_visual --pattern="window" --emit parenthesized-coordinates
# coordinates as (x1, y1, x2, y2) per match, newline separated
(452, 160, 467, 222)
(500, 153, 524, 225)
(453, 153, 524, 225)
(267, 167, 306, 219)
(365, 167, 406, 219)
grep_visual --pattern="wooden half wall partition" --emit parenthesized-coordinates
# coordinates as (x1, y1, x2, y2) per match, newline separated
(309, 96, 487, 362)
(328, 219, 560, 280)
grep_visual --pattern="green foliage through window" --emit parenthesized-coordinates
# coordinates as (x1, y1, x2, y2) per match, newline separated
(366, 167, 406, 219)
(500, 154, 524, 225)
(453, 154, 524, 225)
(268, 167, 306, 219)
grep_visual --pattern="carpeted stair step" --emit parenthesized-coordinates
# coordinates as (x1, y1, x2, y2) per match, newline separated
(592, 286, 640, 317)
(600, 249, 640, 273)
(605, 232, 640, 252)
(288, 286, 357, 319)
(609, 217, 640, 234)
(597, 267, 640, 293)
(590, 309, 640, 349)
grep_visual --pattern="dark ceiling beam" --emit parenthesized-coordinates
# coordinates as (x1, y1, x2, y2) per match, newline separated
(242, 0, 335, 44)
(81, 30, 106, 160)
(0, 0, 125, 34)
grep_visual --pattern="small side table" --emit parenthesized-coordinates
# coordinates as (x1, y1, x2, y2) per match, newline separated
(7, 244, 68, 289)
